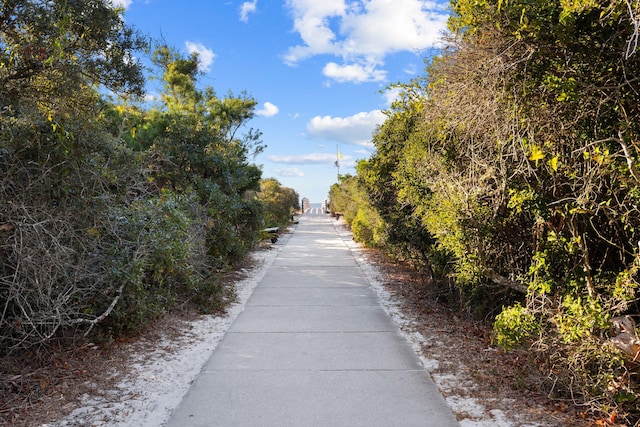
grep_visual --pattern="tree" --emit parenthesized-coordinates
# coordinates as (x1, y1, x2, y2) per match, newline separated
(144, 46, 266, 261)
(1, 0, 146, 101)
(358, 83, 437, 267)
(97, 45, 267, 333)
(257, 178, 299, 228)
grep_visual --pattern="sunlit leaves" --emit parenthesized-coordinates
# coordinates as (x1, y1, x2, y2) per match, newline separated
(0, 0, 147, 97)
(257, 178, 299, 228)
(529, 145, 545, 161)
(344, 0, 640, 418)
(494, 303, 538, 350)
(559, 0, 600, 24)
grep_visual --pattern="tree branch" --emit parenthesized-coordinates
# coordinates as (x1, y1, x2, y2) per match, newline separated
(617, 130, 640, 184)
(485, 268, 528, 293)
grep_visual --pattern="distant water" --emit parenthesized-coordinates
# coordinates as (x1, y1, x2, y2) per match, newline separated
(310, 203, 321, 208)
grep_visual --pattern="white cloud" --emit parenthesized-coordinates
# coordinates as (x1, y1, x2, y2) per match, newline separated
(283, 0, 345, 64)
(403, 63, 419, 75)
(267, 153, 337, 164)
(306, 110, 386, 146)
(185, 41, 216, 73)
(323, 61, 386, 83)
(240, 0, 258, 22)
(256, 101, 279, 117)
(111, 0, 132, 9)
(339, 0, 448, 57)
(144, 93, 159, 103)
(283, 0, 449, 83)
(274, 167, 305, 177)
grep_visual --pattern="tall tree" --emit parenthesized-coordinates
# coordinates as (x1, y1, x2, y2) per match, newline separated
(130, 45, 265, 268)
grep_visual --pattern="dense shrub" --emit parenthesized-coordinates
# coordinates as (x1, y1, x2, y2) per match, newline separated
(333, 0, 640, 421)
(0, 2, 267, 353)
(257, 178, 300, 228)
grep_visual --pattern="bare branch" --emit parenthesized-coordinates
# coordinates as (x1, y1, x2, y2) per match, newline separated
(485, 268, 528, 294)
(617, 130, 640, 184)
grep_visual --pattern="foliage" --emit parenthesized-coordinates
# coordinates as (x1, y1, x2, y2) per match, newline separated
(331, 0, 640, 420)
(328, 173, 385, 247)
(328, 174, 360, 223)
(494, 303, 538, 350)
(95, 191, 227, 334)
(0, 0, 146, 353)
(356, 91, 440, 272)
(0, 3, 269, 354)
(0, 0, 146, 100)
(135, 44, 265, 268)
(257, 178, 300, 228)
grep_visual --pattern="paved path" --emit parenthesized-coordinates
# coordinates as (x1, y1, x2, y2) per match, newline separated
(166, 212, 459, 427)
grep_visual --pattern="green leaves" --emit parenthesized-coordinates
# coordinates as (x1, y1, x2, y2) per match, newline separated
(553, 295, 608, 343)
(257, 178, 299, 228)
(0, 7, 266, 352)
(494, 303, 538, 350)
(337, 0, 640, 418)
(0, 0, 147, 97)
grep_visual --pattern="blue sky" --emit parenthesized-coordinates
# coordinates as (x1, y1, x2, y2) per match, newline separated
(115, 0, 450, 203)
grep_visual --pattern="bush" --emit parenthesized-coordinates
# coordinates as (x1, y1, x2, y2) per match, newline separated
(331, 0, 640, 421)
(257, 178, 299, 228)
(96, 191, 212, 334)
(494, 303, 539, 350)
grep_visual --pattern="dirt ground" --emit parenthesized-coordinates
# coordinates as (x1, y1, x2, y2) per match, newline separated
(0, 245, 604, 427)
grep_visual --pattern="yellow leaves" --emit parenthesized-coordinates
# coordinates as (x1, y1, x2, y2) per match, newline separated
(529, 145, 545, 161)
(529, 145, 560, 172)
(569, 207, 589, 215)
(47, 113, 59, 132)
(508, 188, 536, 214)
(560, 0, 599, 15)
(583, 146, 610, 165)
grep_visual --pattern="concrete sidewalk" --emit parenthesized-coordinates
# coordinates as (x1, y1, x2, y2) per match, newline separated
(166, 212, 459, 427)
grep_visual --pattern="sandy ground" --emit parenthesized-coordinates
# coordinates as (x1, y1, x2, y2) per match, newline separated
(33, 220, 576, 427)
